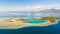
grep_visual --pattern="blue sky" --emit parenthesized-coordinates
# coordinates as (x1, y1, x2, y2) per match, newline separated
(0, 0, 60, 11)
(0, 0, 59, 17)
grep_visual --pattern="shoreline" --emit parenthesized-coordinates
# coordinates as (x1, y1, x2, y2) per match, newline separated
(0, 18, 59, 29)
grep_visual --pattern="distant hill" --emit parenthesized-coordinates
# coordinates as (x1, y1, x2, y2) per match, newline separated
(40, 9, 60, 13)
(0, 9, 60, 18)
(5, 9, 60, 13)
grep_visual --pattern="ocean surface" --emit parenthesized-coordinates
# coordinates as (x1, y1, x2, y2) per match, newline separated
(0, 21, 60, 34)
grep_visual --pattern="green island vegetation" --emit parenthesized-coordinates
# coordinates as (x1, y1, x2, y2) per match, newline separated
(40, 17, 60, 23)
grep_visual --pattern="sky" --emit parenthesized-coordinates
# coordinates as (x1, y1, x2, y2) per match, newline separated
(0, 0, 59, 17)
(0, 0, 60, 11)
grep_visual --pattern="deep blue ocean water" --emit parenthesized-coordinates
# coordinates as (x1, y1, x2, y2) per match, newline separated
(0, 21, 60, 34)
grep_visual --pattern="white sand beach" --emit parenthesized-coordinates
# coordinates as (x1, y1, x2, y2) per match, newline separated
(0, 18, 58, 29)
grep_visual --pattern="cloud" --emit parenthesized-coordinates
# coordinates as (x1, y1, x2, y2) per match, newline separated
(24, 5, 60, 11)
(0, 5, 60, 11)
(0, 6, 23, 12)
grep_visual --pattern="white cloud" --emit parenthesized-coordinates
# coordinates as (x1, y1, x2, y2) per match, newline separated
(24, 5, 60, 11)
(0, 5, 60, 12)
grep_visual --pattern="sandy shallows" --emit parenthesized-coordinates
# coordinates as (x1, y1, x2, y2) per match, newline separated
(0, 18, 58, 29)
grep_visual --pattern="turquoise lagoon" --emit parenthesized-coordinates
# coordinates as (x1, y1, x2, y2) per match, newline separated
(24, 19, 47, 24)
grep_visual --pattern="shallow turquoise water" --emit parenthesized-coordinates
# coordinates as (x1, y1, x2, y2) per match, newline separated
(24, 19, 47, 24)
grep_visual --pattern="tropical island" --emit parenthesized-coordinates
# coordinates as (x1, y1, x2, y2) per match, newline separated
(0, 17, 59, 29)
